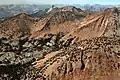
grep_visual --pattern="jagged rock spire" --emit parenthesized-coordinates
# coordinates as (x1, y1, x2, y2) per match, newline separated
(47, 5, 56, 13)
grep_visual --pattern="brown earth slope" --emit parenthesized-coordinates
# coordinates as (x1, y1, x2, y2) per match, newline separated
(0, 13, 37, 39)
(62, 8, 117, 43)
(33, 37, 120, 80)
(30, 10, 87, 38)
(0, 6, 88, 39)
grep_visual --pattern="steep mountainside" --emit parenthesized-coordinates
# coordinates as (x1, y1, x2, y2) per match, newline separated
(0, 6, 88, 39)
(30, 8, 88, 38)
(61, 8, 118, 43)
(0, 13, 37, 39)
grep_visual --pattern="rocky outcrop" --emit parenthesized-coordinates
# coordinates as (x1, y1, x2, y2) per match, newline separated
(1, 37, 120, 80)
(33, 37, 120, 80)
(0, 35, 61, 80)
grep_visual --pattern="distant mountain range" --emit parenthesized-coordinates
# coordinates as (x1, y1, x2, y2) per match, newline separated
(0, 4, 119, 19)
(0, 4, 51, 19)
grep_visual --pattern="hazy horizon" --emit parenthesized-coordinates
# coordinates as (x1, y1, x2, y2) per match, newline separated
(0, 0, 120, 5)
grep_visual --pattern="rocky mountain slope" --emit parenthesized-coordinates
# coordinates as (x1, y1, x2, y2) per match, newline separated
(1, 37, 120, 80)
(1, 6, 120, 80)
(34, 37, 120, 80)
(0, 6, 88, 39)
(0, 13, 37, 39)
(30, 10, 87, 38)
(30, 6, 89, 38)
(61, 8, 118, 43)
